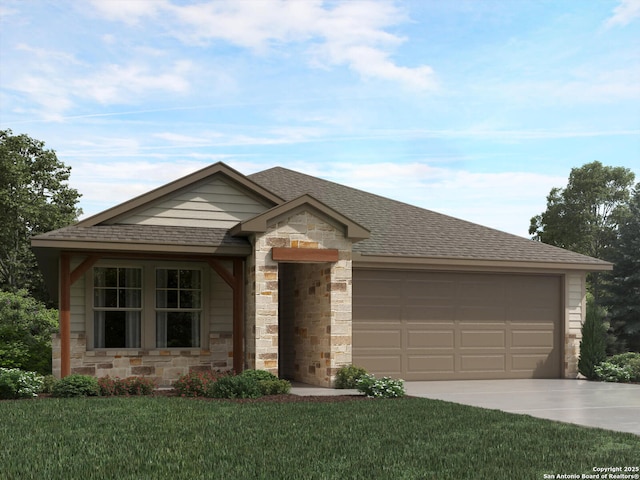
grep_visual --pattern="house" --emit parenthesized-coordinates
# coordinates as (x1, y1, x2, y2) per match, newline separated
(31, 162, 612, 387)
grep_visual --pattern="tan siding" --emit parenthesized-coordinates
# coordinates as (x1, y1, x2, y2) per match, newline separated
(210, 263, 233, 333)
(70, 258, 86, 334)
(566, 273, 585, 336)
(116, 177, 269, 228)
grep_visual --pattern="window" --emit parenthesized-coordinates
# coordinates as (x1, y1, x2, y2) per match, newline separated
(156, 269, 201, 348)
(93, 267, 142, 348)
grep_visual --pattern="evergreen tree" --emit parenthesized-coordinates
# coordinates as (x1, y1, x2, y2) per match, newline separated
(603, 186, 640, 352)
(578, 296, 608, 380)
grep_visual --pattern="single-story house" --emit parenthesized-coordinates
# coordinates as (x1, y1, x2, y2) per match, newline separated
(32, 162, 612, 387)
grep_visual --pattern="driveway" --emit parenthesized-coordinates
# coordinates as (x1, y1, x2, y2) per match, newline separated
(404, 379, 640, 436)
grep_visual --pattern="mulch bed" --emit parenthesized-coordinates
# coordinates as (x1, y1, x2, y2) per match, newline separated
(156, 389, 371, 403)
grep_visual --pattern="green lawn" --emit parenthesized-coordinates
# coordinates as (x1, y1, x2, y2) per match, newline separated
(1, 396, 637, 479)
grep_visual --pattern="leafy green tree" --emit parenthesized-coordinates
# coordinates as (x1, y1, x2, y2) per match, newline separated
(0, 130, 81, 303)
(578, 296, 608, 380)
(0, 289, 58, 375)
(529, 161, 635, 299)
(602, 186, 640, 352)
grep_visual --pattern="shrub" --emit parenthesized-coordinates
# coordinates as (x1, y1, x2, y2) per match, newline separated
(240, 369, 278, 382)
(52, 374, 99, 397)
(334, 365, 368, 389)
(40, 374, 58, 394)
(258, 379, 291, 395)
(173, 370, 227, 397)
(356, 374, 405, 398)
(608, 352, 640, 382)
(594, 362, 632, 383)
(0, 368, 44, 399)
(206, 374, 262, 399)
(99, 376, 157, 396)
(0, 290, 58, 375)
(578, 297, 607, 380)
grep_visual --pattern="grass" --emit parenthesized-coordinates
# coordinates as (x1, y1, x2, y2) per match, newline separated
(0, 396, 638, 480)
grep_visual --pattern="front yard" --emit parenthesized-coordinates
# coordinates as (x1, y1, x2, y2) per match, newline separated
(1, 396, 638, 479)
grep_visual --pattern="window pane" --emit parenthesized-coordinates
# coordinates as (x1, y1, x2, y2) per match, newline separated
(94, 311, 140, 348)
(179, 290, 201, 309)
(180, 270, 201, 289)
(94, 288, 118, 308)
(166, 290, 178, 308)
(156, 312, 200, 348)
(123, 268, 142, 288)
(94, 267, 117, 287)
(121, 289, 141, 308)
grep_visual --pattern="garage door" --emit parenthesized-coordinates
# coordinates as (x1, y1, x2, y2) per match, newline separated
(353, 270, 561, 380)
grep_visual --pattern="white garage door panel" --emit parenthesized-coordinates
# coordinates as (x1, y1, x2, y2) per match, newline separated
(353, 270, 561, 380)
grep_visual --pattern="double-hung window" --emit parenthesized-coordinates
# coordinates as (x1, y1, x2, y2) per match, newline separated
(156, 269, 202, 348)
(93, 267, 142, 348)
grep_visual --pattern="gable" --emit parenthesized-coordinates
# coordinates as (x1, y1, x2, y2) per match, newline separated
(107, 175, 271, 229)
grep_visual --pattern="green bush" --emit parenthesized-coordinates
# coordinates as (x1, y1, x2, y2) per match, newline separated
(334, 365, 368, 389)
(594, 362, 632, 383)
(258, 379, 291, 395)
(0, 290, 58, 375)
(98, 376, 157, 396)
(240, 369, 278, 382)
(40, 374, 58, 394)
(356, 374, 405, 398)
(206, 374, 262, 399)
(52, 374, 99, 397)
(578, 297, 607, 380)
(608, 352, 640, 382)
(173, 370, 228, 397)
(0, 368, 44, 399)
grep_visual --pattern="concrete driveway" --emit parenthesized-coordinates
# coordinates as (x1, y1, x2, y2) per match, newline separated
(404, 379, 640, 436)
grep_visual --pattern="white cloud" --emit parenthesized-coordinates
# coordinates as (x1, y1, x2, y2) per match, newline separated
(88, 0, 167, 26)
(91, 0, 436, 92)
(605, 0, 640, 28)
(74, 61, 192, 105)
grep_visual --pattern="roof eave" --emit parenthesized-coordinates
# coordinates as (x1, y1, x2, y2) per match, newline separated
(353, 252, 613, 272)
(31, 239, 251, 256)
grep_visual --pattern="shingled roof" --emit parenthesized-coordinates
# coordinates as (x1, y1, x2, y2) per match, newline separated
(248, 166, 611, 268)
(33, 224, 248, 250)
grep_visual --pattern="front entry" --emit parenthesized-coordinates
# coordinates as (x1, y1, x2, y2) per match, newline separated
(278, 262, 335, 384)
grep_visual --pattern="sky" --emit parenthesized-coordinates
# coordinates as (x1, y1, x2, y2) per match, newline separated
(1, 0, 639, 238)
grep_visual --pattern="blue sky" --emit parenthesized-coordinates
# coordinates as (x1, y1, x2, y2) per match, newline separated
(1, 0, 638, 238)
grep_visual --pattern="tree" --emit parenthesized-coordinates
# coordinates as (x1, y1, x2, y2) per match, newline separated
(602, 186, 640, 352)
(0, 130, 81, 303)
(578, 295, 607, 380)
(0, 289, 58, 375)
(529, 161, 635, 299)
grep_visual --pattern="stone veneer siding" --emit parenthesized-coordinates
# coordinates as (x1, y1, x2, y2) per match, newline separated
(245, 209, 353, 387)
(52, 332, 233, 387)
(564, 272, 587, 378)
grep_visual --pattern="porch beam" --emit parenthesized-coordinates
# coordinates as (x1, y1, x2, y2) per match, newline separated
(60, 253, 71, 378)
(271, 247, 339, 263)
